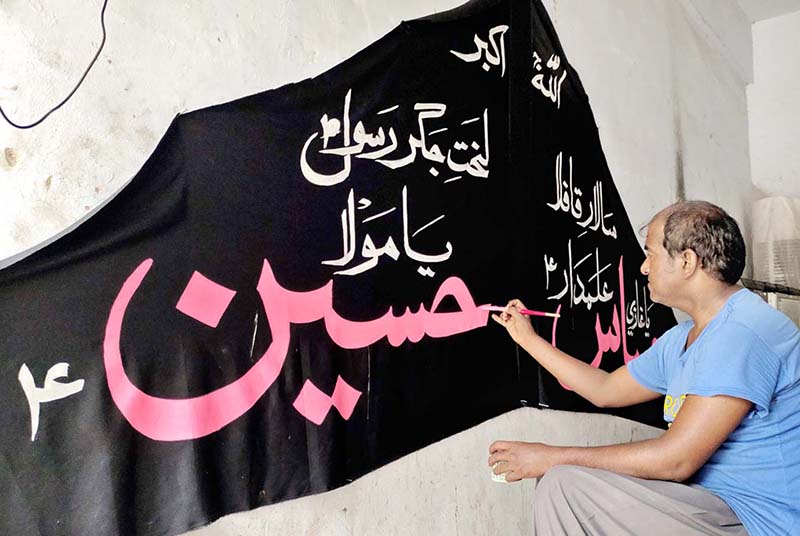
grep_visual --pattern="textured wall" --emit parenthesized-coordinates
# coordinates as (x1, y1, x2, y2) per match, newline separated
(748, 10, 800, 198)
(0, 0, 470, 264)
(540, 0, 753, 246)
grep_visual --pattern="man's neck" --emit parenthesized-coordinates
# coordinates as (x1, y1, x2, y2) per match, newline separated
(682, 282, 740, 333)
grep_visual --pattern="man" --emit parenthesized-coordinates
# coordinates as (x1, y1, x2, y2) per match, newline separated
(489, 201, 799, 535)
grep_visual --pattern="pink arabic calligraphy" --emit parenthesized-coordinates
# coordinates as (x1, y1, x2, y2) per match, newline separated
(591, 257, 641, 367)
(553, 256, 654, 391)
(104, 258, 489, 441)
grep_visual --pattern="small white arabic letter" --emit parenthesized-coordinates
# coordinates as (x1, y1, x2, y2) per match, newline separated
(19, 363, 84, 442)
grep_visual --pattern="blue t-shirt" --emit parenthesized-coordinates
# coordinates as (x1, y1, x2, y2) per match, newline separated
(628, 289, 800, 536)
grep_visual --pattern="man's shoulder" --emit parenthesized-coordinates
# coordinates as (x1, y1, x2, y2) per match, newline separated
(728, 288, 796, 327)
(718, 289, 799, 359)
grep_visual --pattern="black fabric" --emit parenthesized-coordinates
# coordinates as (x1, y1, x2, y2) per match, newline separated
(0, 1, 674, 535)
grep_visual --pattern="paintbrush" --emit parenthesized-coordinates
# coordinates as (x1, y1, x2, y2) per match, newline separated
(479, 305, 560, 318)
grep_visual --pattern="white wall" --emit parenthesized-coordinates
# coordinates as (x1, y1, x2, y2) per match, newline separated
(540, 0, 753, 246)
(0, 0, 473, 264)
(0, 1, 754, 534)
(747, 10, 800, 199)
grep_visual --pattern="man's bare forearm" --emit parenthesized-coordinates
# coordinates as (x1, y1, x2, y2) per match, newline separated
(542, 438, 690, 482)
(517, 331, 612, 407)
(489, 396, 748, 483)
(492, 304, 658, 408)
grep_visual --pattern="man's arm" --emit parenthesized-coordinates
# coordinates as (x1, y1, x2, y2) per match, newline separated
(493, 300, 660, 408)
(489, 394, 753, 482)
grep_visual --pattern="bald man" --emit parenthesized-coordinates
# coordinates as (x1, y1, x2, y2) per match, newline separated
(490, 201, 799, 536)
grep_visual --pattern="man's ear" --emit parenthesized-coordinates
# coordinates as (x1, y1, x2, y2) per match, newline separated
(681, 249, 699, 276)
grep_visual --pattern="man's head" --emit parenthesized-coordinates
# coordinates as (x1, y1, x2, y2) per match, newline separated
(640, 201, 746, 305)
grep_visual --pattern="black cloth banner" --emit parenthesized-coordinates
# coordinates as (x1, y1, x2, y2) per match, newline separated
(0, 1, 675, 534)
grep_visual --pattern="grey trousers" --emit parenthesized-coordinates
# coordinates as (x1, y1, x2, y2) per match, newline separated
(532, 465, 748, 536)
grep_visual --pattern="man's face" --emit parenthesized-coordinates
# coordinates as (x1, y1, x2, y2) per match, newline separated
(640, 216, 683, 306)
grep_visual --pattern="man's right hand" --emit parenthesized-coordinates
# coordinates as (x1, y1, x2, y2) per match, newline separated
(490, 298, 660, 409)
(491, 298, 539, 346)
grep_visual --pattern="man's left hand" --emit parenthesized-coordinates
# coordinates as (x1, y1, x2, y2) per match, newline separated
(488, 440, 558, 481)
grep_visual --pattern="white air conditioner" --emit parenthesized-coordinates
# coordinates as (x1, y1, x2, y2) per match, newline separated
(751, 196, 800, 326)
(753, 239, 800, 288)
(753, 197, 800, 289)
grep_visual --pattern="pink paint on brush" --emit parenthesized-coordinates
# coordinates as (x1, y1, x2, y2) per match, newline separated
(479, 305, 560, 318)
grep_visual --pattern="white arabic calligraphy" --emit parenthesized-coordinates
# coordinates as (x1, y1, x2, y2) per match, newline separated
(544, 254, 557, 289)
(626, 279, 652, 335)
(546, 152, 582, 218)
(18, 362, 84, 441)
(300, 90, 490, 185)
(546, 152, 617, 239)
(450, 25, 509, 77)
(547, 239, 614, 309)
(531, 51, 567, 109)
(577, 180, 617, 238)
(322, 187, 452, 277)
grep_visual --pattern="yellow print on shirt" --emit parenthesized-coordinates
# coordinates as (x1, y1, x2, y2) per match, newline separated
(664, 394, 686, 420)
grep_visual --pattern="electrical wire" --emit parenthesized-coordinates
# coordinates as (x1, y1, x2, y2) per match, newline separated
(0, 0, 109, 130)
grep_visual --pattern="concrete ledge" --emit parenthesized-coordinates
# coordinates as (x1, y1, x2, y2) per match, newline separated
(186, 408, 662, 535)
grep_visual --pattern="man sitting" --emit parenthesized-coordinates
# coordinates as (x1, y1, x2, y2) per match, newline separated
(490, 201, 800, 535)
